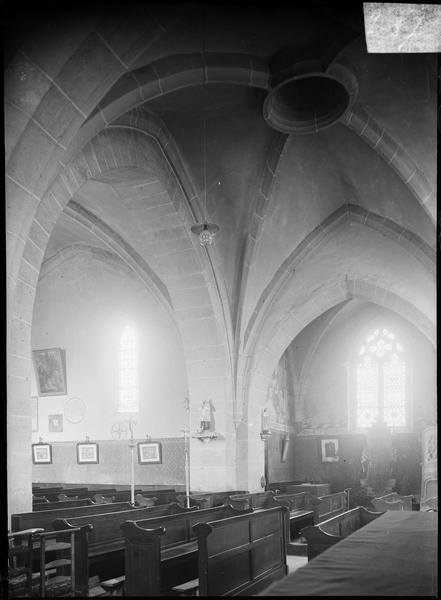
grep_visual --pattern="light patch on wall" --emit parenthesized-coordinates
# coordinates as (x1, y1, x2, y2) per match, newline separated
(364, 3, 441, 52)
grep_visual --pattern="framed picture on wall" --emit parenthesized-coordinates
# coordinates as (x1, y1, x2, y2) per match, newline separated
(48, 414, 63, 432)
(32, 443, 52, 464)
(76, 442, 99, 464)
(33, 347, 67, 396)
(138, 442, 162, 464)
(321, 438, 339, 462)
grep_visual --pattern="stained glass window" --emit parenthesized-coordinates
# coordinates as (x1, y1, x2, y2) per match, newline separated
(356, 356, 379, 428)
(355, 328, 406, 429)
(118, 326, 138, 412)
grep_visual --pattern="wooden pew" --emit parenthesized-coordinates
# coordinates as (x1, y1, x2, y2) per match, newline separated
(371, 492, 413, 511)
(272, 492, 319, 532)
(121, 504, 252, 596)
(12, 501, 135, 533)
(33, 499, 93, 512)
(229, 491, 318, 543)
(32, 486, 63, 494)
(55, 488, 118, 501)
(284, 483, 331, 496)
(32, 497, 49, 505)
(175, 490, 249, 509)
(112, 489, 176, 504)
(228, 491, 277, 510)
(193, 505, 289, 596)
(315, 491, 347, 522)
(93, 488, 178, 505)
(133, 494, 156, 507)
(268, 480, 303, 492)
(53, 503, 197, 585)
(301, 506, 383, 560)
(40, 487, 90, 501)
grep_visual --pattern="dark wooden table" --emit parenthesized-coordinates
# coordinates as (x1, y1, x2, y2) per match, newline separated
(259, 511, 437, 596)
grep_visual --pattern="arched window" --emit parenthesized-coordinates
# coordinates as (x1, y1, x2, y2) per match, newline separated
(118, 325, 138, 413)
(354, 328, 406, 430)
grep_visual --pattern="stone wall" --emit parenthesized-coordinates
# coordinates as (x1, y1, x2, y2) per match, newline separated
(32, 437, 185, 487)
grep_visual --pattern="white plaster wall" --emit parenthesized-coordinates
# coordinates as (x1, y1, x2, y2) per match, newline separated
(31, 250, 188, 444)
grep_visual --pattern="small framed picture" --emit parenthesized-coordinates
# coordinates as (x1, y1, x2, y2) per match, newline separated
(321, 438, 339, 462)
(138, 442, 162, 464)
(32, 443, 52, 464)
(76, 442, 99, 464)
(48, 414, 63, 432)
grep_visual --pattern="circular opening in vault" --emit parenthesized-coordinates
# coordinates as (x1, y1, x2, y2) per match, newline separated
(263, 74, 350, 134)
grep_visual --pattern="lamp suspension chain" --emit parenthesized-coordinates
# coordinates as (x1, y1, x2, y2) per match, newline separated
(190, 9, 219, 247)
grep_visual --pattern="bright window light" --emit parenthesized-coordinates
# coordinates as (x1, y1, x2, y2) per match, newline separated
(355, 328, 406, 429)
(118, 325, 138, 413)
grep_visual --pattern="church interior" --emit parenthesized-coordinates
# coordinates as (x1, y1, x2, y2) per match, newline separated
(4, 1, 438, 597)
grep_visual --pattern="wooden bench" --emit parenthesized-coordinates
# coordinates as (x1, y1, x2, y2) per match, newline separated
(121, 504, 252, 595)
(33, 499, 93, 511)
(12, 501, 135, 533)
(133, 494, 157, 507)
(228, 491, 278, 509)
(101, 488, 177, 504)
(284, 483, 332, 496)
(175, 490, 249, 509)
(371, 492, 413, 511)
(268, 480, 303, 492)
(53, 503, 197, 586)
(55, 488, 118, 502)
(301, 506, 383, 560)
(316, 491, 348, 522)
(228, 491, 317, 551)
(32, 486, 64, 494)
(39, 487, 90, 502)
(193, 505, 289, 596)
(32, 496, 49, 505)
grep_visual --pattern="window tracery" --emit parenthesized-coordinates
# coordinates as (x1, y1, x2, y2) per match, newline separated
(355, 328, 406, 429)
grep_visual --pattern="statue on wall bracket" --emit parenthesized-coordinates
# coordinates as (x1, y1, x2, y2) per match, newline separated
(193, 400, 218, 443)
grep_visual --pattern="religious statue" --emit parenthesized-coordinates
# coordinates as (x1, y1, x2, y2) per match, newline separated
(199, 400, 211, 432)
(261, 408, 270, 432)
(362, 419, 397, 497)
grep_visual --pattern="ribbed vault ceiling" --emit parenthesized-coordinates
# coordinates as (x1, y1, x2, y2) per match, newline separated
(38, 2, 436, 358)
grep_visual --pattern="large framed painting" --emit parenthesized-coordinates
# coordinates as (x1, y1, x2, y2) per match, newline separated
(32, 443, 52, 464)
(33, 348, 67, 396)
(76, 442, 99, 464)
(321, 438, 339, 462)
(138, 442, 162, 464)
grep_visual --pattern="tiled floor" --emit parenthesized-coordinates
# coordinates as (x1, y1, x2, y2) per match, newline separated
(287, 555, 308, 573)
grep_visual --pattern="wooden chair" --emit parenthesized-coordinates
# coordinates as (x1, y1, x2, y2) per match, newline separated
(8, 527, 86, 597)
(8, 528, 44, 598)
